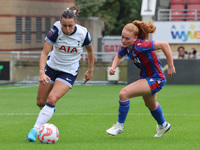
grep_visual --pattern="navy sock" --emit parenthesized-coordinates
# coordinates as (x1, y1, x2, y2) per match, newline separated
(45, 102, 55, 108)
(150, 103, 165, 125)
(118, 100, 130, 123)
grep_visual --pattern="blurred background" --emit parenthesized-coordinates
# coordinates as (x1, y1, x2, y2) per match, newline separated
(0, 0, 199, 85)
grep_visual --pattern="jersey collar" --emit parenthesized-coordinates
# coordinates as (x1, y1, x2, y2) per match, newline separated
(70, 26, 77, 36)
(62, 26, 77, 36)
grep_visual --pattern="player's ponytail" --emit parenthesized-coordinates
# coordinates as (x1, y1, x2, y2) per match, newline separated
(133, 20, 156, 40)
(69, 6, 80, 17)
(61, 6, 80, 21)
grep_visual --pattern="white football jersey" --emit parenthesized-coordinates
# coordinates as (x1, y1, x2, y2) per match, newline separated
(45, 21, 92, 76)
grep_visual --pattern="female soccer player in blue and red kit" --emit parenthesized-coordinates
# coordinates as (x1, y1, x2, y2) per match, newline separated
(106, 20, 176, 137)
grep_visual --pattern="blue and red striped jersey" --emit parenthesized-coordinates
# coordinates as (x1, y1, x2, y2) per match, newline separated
(118, 39, 165, 80)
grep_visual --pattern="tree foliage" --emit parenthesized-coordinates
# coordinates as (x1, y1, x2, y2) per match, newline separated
(75, 0, 142, 35)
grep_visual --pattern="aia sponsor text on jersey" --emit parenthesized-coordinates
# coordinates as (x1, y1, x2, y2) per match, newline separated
(59, 46, 78, 53)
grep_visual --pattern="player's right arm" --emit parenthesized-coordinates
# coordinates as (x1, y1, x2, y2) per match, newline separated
(109, 54, 123, 75)
(39, 42, 53, 84)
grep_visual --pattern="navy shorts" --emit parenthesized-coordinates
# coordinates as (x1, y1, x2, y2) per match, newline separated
(145, 78, 166, 95)
(45, 65, 77, 88)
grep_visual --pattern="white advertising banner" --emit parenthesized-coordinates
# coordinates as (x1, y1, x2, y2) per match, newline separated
(102, 36, 122, 61)
(152, 22, 200, 43)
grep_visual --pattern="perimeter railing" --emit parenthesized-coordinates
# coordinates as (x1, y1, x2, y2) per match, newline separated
(158, 9, 200, 21)
(0, 51, 200, 62)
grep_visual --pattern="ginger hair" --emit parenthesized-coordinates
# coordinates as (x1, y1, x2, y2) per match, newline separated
(123, 20, 156, 40)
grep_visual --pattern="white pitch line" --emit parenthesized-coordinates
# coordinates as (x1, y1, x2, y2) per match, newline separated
(0, 85, 37, 90)
(0, 113, 200, 116)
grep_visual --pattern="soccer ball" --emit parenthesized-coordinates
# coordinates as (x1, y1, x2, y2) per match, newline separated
(37, 123, 59, 144)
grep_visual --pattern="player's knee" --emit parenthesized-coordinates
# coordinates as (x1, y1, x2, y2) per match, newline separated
(46, 94, 57, 106)
(36, 97, 46, 107)
(119, 88, 128, 100)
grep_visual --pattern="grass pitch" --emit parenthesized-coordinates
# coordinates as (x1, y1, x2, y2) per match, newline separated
(0, 84, 199, 150)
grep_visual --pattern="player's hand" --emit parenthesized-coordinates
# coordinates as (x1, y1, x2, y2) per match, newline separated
(83, 70, 93, 84)
(39, 72, 51, 85)
(168, 66, 176, 78)
(109, 68, 115, 75)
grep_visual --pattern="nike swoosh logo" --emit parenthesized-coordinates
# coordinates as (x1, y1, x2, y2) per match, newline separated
(66, 78, 72, 81)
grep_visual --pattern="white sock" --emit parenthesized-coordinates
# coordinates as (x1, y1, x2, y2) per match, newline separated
(33, 104, 55, 131)
(116, 121, 124, 128)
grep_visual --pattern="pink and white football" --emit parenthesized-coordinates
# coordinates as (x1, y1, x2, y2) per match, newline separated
(37, 123, 59, 144)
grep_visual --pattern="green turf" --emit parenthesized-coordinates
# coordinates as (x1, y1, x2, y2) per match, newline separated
(0, 84, 199, 150)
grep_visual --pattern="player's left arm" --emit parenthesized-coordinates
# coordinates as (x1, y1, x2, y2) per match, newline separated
(154, 41, 176, 78)
(84, 44, 94, 84)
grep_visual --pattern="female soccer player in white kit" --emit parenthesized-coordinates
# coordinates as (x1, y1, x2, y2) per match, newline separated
(26, 6, 94, 142)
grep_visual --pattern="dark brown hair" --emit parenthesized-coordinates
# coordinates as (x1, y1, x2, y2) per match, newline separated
(61, 6, 80, 21)
(177, 46, 185, 52)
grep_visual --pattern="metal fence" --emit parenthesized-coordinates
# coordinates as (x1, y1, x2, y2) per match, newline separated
(0, 51, 200, 61)
(158, 9, 200, 21)
(0, 51, 122, 62)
